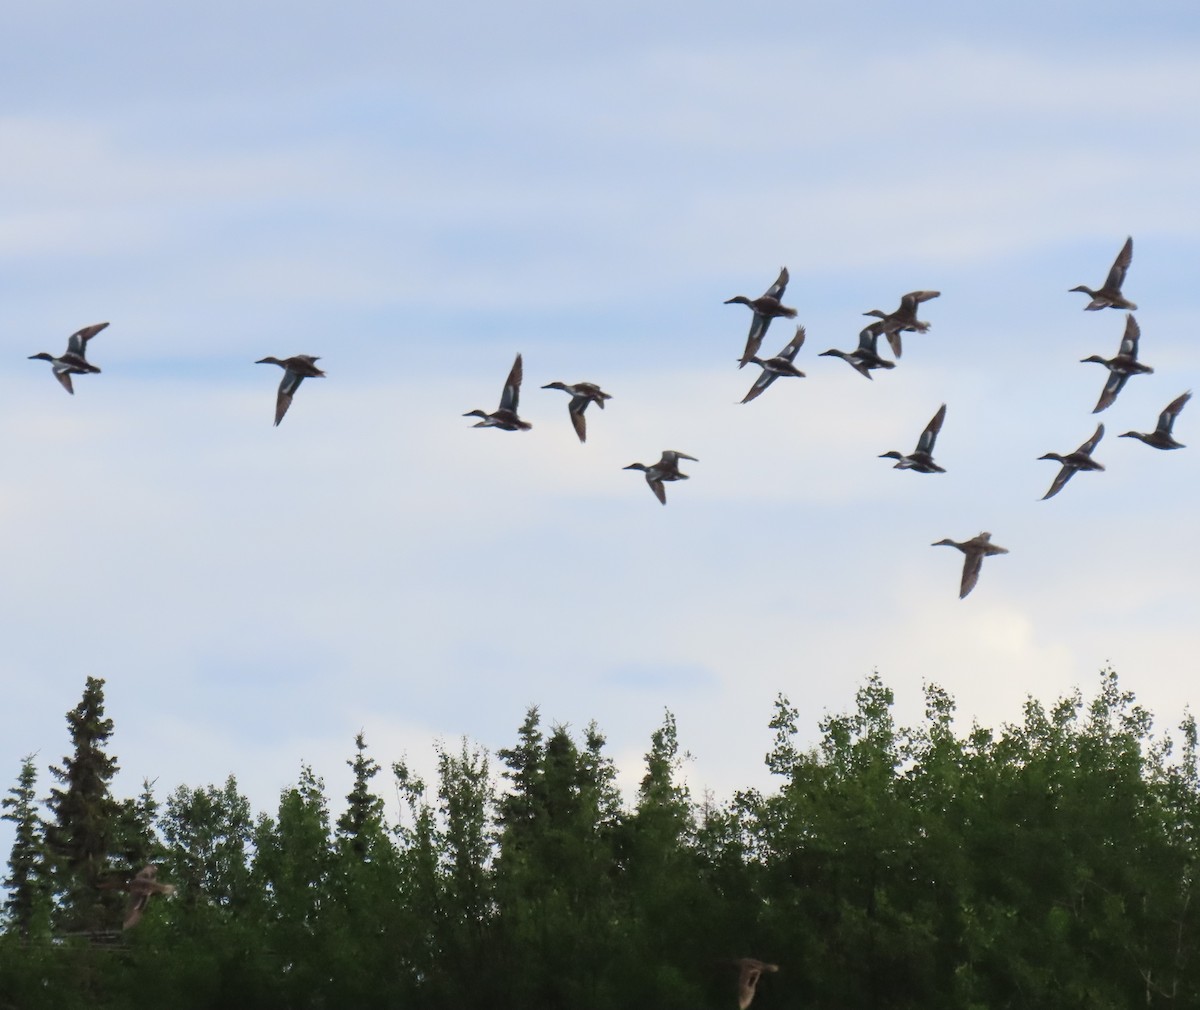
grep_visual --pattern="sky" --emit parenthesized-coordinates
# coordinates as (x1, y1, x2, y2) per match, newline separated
(2, 1, 1199, 858)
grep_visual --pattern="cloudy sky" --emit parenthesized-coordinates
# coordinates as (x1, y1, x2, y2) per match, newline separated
(3, 1, 1199, 853)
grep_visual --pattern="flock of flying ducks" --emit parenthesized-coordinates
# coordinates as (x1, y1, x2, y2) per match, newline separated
(25, 238, 1187, 600)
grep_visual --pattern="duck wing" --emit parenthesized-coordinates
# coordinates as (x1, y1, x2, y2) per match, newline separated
(740, 369, 778, 404)
(1041, 463, 1076, 501)
(916, 404, 946, 455)
(1158, 391, 1192, 435)
(1093, 370, 1128, 413)
(1117, 313, 1141, 358)
(1104, 236, 1133, 292)
(1078, 422, 1105, 456)
(777, 324, 806, 362)
(762, 266, 789, 302)
(274, 371, 305, 426)
(567, 395, 589, 442)
(647, 476, 667, 505)
(499, 354, 523, 412)
(959, 551, 985, 598)
(66, 321, 109, 356)
(739, 314, 771, 368)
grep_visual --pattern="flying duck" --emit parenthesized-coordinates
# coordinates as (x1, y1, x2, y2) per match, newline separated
(624, 450, 697, 505)
(740, 325, 806, 403)
(1080, 313, 1153, 413)
(256, 355, 326, 426)
(727, 958, 779, 1010)
(725, 267, 797, 368)
(880, 404, 947, 472)
(120, 864, 176, 929)
(862, 290, 940, 357)
(541, 381, 611, 442)
(1039, 423, 1105, 500)
(1071, 236, 1136, 310)
(28, 321, 107, 394)
(819, 326, 895, 379)
(464, 353, 532, 431)
(931, 532, 1009, 599)
(1120, 391, 1191, 450)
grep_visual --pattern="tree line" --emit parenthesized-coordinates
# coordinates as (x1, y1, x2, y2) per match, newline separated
(1, 670, 1198, 1010)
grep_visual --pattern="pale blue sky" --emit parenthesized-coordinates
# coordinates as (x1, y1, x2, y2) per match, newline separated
(2, 1, 1199, 858)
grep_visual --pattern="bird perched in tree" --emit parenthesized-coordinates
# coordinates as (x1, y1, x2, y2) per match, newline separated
(1070, 236, 1136, 310)
(725, 267, 797, 368)
(464, 353, 532, 431)
(28, 322, 107, 394)
(1039, 423, 1105, 500)
(541, 380, 612, 442)
(931, 532, 1009, 599)
(255, 355, 326, 426)
(1120, 391, 1191, 450)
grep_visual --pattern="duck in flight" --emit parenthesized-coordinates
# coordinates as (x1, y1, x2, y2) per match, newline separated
(1071, 236, 1137, 310)
(624, 450, 697, 505)
(931, 532, 1009, 599)
(112, 863, 175, 930)
(541, 381, 612, 442)
(819, 326, 895, 379)
(1120, 391, 1191, 450)
(727, 958, 779, 1010)
(1080, 313, 1153, 413)
(861, 290, 940, 357)
(1039, 423, 1105, 500)
(28, 321, 107, 394)
(725, 267, 797, 368)
(256, 355, 326, 426)
(880, 404, 947, 472)
(464, 353, 532, 431)
(740, 325, 806, 404)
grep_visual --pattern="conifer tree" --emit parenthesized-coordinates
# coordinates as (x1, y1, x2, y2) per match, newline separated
(2, 755, 50, 937)
(44, 676, 122, 934)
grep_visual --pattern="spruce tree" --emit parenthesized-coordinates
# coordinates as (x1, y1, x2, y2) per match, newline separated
(2, 755, 49, 937)
(44, 676, 122, 934)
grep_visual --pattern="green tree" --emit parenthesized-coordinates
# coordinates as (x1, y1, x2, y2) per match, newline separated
(44, 676, 123, 934)
(2, 754, 51, 938)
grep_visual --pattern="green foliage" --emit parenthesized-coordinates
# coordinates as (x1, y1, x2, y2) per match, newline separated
(5, 669, 1200, 1010)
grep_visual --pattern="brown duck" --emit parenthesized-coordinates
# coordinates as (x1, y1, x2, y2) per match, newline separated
(931, 532, 1009, 599)
(740, 325, 806, 403)
(862, 290, 940, 357)
(728, 958, 779, 1010)
(256, 355, 326, 426)
(28, 322, 107, 394)
(1039, 423, 1105, 500)
(464, 353, 532, 431)
(1080, 313, 1153, 413)
(541, 381, 611, 442)
(725, 267, 797, 368)
(1120, 391, 1190, 450)
(1070, 236, 1136, 310)
(623, 450, 697, 505)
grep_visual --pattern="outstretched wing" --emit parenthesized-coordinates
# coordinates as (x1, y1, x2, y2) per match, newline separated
(777, 324, 806, 361)
(500, 354, 523, 412)
(740, 369, 777, 404)
(1158, 391, 1192, 434)
(1093, 371, 1127, 413)
(916, 404, 947, 454)
(1078, 422, 1105, 456)
(1117, 313, 1140, 358)
(1104, 236, 1133, 291)
(567, 395, 589, 442)
(66, 321, 109, 356)
(959, 553, 984, 598)
(762, 266, 789, 302)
